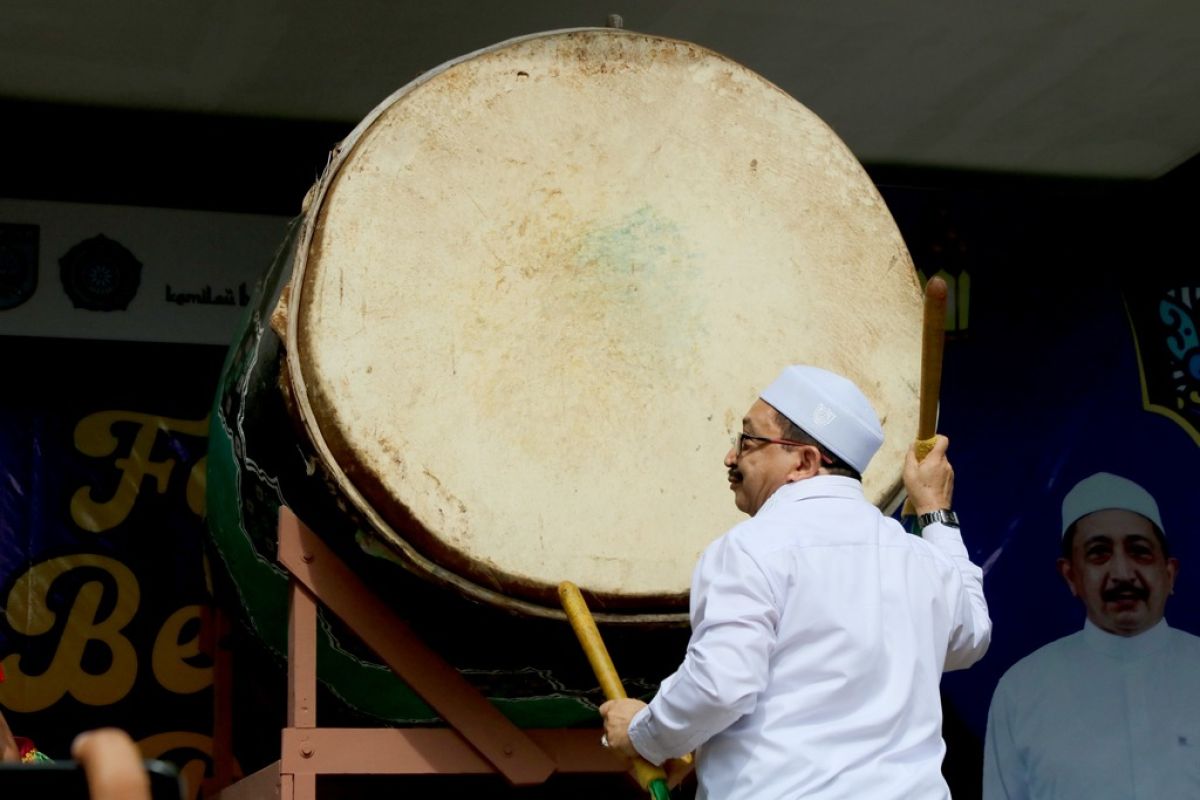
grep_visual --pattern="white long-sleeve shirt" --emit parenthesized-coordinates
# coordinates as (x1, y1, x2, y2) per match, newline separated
(628, 475, 991, 800)
(983, 619, 1200, 800)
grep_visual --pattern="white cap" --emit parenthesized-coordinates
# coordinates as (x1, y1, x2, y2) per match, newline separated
(759, 365, 884, 474)
(1060, 472, 1164, 538)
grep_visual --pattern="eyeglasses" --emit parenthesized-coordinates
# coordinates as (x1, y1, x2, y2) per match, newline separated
(731, 432, 834, 464)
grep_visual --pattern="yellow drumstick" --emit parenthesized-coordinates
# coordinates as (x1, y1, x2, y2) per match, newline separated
(904, 275, 948, 517)
(558, 581, 674, 799)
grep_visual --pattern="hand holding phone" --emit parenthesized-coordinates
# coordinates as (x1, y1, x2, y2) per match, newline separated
(72, 728, 153, 800)
(0, 728, 182, 800)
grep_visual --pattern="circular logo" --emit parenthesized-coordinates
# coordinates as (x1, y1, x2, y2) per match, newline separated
(59, 234, 142, 311)
(0, 223, 38, 311)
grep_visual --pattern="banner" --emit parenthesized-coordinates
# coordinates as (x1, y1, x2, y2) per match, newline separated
(0, 198, 289, 345)
(0, 336, 227, 798)
(885, 185, 1199, 798)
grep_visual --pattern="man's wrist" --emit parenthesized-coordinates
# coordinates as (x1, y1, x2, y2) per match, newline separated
(627, 705, 667, 766)
(917, 508, 959, 529)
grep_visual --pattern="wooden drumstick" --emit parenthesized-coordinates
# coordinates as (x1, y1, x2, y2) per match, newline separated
(558, 581, 672, 800)
(903, 275, 948, 517)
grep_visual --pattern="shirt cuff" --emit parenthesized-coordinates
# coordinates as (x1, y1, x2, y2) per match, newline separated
(921, 522, 967, 551)
(627, 705, 669, 766)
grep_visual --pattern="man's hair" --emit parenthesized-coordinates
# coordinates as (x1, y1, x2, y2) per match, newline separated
(1061, 519, 1171, 560)
(773, 409, 862, 481)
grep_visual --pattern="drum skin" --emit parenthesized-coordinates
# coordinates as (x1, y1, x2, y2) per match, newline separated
(285, 27, 922, 618)
(206, 27, 921, 726)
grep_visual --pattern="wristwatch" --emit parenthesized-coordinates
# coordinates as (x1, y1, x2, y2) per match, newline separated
(917, 509, 960, 529)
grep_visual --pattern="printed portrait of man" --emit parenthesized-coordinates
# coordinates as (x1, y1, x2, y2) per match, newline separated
(983, 472, 1200, 799)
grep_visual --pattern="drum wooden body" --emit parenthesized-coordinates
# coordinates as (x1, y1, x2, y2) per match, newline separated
(207, 27, 921, 725)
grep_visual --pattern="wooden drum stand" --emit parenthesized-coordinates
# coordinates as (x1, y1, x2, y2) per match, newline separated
(202, 508, 626, 799)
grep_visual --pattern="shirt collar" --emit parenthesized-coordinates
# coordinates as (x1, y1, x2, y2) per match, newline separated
(1081, 617, 1172, 660)
(757, 474, 866, 515)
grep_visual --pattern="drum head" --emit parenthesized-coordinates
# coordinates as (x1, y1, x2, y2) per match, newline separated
(287, 28, 922, 619)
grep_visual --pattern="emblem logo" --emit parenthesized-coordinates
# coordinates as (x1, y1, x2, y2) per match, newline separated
(812, 402, 837, 427)
(1127, 285, 1200, 445)
(0, 223, 39, 311)
(58, 234, 142, 311)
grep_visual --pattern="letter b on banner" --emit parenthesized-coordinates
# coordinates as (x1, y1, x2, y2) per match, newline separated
(0, 555, 139, 711)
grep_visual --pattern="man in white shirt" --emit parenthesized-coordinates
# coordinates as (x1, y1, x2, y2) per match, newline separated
(600, 364, 992, 799)
(983, 472, 1200, 800)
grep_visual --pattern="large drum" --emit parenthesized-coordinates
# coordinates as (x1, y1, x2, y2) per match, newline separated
(207, 27, 922, 726)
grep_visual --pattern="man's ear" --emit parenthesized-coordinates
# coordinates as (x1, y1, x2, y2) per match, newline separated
(1057, 557, 1080, 598)
(785, 445, 822, 482)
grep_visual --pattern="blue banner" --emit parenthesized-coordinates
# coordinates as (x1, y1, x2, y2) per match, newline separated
(0, 337, 226, 797)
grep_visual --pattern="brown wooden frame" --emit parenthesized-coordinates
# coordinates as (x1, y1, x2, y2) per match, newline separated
(205, 507, 625, 799)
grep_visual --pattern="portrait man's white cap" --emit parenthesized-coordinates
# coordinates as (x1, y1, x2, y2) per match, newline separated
(1060, 472, 1164, 538)
(760, 365, 883, 474)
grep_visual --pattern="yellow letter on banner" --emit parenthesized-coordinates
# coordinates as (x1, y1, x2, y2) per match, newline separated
(153, 605, 212, 695)
(186, 456, 207, 518)
(0, 555, 139, 712)
(138, 731, 214, 800)
(70, 411, 209, 533)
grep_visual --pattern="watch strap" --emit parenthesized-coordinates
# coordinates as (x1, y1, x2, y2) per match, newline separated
(917, 508, 960, 529)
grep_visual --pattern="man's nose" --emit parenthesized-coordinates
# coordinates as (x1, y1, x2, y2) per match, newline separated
(724, 445, 737, 467)
(1109, 549, 1137, 579)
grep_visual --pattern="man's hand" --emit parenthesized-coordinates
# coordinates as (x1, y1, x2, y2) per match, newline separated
(904, 434, 954, 515)
(72, 728, 151, 800)
(0, 710, 18, 763)
(663, 754, 695, 789)
(599, 698, 647, 761)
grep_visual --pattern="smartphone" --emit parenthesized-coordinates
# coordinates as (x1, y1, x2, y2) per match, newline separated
(0, 759, 184, 800)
